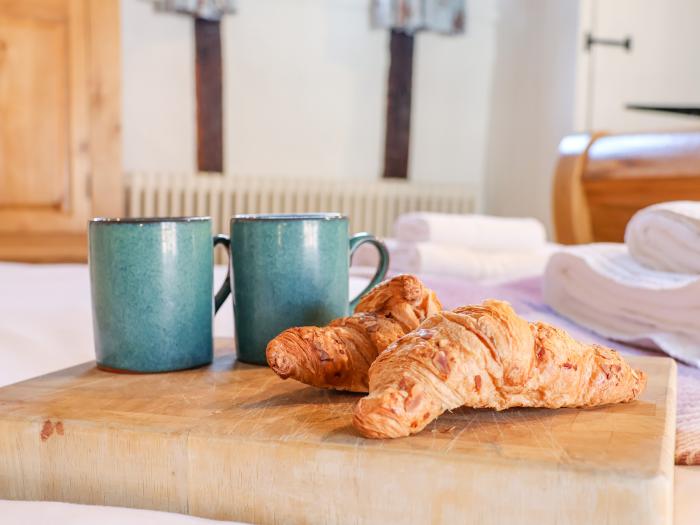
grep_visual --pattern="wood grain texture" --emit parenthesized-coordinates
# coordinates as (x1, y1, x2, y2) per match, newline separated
(553, 131, 700, 244)
(383, 29, 413, 180)
(0, 0, 121, 262)
(0, 0, 69, 209)
(195, 18, 223, 173)
(0, 342, 676, 525)
(87, 0, 122, 219)
(0, 232, 86, 262)
(552, 133, 599, 245)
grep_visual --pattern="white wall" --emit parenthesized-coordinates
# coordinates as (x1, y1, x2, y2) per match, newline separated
(121, 0, 579, 227)
(121, 0, 195, 173)
(411, 9, 498, 185)
(222, 0, 387, 180)
(122, 0, 498, 186)
(483, 1, 579, 230)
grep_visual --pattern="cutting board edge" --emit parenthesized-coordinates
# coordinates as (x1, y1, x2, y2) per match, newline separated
(658, 357, 677, 525)
(184, 426, 674, 480)
(187, 430, 674, 525)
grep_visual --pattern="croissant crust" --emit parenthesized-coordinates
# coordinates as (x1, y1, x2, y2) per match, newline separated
(266, 274, 442, 392)
(353, 300, 647, 438)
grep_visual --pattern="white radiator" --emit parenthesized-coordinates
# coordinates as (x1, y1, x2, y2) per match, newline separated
(125, 173, 477, 261)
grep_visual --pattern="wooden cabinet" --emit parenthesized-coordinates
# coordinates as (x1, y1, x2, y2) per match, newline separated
(0, 0, 121, 262)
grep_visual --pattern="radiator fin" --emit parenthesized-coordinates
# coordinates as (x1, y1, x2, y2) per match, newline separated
(125, 173, 477, 263)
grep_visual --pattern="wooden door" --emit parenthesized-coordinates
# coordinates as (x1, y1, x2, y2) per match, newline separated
(0, 0, 121, 262)
(575, 0, 700, 132)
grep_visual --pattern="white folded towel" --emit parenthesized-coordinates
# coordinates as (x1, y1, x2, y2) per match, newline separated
(351, 239, 556, 283)
(626, 200, 700, 273)
(393, 213, 547, 252)
(351, 238, 400, 268)
(391, 242, 555, 282)
(543, 243, 700, 366)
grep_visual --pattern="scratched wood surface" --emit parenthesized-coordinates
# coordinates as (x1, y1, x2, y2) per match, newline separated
(0, 342, 676, 525)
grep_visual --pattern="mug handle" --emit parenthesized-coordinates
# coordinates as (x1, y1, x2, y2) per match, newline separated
(348, 232, 389, 311)
(213, 234, 231, 313)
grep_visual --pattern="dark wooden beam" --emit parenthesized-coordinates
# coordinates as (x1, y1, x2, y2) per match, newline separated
(194, 18, 223, 172)
(383, 29, 414, 179)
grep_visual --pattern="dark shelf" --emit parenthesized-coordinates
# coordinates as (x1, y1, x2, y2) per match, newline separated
(626, 104, 700, 117)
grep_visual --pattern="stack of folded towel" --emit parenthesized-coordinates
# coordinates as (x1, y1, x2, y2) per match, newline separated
(544, 201, 700, 366)
(354, 212, 556, 282)
(626, 200, 700, 274)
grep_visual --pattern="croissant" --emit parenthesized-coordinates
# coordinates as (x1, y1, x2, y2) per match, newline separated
(353, 300, 647, 439)
(266, 274, 442, 392)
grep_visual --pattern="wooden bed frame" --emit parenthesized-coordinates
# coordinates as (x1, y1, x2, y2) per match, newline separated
(553, 130, 700, 244)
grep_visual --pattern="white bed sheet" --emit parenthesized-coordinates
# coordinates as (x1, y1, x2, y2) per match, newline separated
(2, 500, 245, 525)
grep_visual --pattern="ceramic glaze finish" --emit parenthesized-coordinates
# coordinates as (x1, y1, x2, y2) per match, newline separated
(228, 214, 388, 365)
(89, 218, 224, 372)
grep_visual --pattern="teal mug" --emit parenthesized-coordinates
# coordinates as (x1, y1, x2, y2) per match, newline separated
(89, 217, 231, 372)
(220, 213, 389, 365)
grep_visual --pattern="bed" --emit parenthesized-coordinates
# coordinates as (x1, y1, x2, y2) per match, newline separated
(553, 130, 700, 244)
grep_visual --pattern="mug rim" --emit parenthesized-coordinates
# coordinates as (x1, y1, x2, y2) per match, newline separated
(232, 213, 347, 222)
(90, 216, 210, 224)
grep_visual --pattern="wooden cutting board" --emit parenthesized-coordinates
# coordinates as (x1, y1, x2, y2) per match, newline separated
(0, 342, 676, 525)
